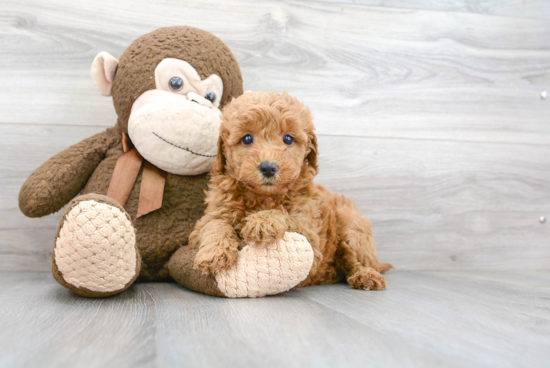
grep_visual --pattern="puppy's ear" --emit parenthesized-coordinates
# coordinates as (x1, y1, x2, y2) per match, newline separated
(211, 135, 226, 175)
(306, 131, 318, 174)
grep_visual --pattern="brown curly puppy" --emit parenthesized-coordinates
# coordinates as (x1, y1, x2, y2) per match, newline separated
(190, 91, 392, 290)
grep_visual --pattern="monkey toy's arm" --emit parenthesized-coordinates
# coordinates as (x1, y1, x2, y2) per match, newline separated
(19, 127, 120, 218)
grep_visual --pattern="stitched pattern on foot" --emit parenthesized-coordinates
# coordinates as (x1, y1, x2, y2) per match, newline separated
(55, 200, 137, 293)
(215, 232, 314, 298)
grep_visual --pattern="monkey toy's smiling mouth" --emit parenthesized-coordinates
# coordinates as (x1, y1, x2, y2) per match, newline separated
(128, 89, 222, 176)
(152, 132, 216, 158)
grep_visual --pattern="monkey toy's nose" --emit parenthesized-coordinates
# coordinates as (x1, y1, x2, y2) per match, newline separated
(187, 92, 213, 108)
(259, 161, 278, 178)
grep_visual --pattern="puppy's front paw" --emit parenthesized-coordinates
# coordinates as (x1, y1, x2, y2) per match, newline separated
(241, 211, 287, 246)
(193, 238, 239, 275)
(348, 268, 387, 290)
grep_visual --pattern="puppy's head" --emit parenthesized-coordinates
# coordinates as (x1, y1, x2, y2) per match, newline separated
(213, 91, 318, 195)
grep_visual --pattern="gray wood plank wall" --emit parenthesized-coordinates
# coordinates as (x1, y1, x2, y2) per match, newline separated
(309, 0, 550, 20)
(1, 0, 549, 272)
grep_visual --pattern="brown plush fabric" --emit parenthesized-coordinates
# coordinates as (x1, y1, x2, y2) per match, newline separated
(112, 26, 243, 134)
(19, 127, 120, 217)
(51, 193, 141, 298)
(19, 26, 244, 296)
(167, 246, 225, 297)
(80, 145, 212, 280)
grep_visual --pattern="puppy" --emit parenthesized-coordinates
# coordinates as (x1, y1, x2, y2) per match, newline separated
(190, 92, 391, 290)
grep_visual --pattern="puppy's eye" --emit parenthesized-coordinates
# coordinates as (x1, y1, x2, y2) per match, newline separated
(169, 77, 184, 91)
(205, 92, 216, 103)
(241, 134, 253, 146)
(283, 134, 294, 146)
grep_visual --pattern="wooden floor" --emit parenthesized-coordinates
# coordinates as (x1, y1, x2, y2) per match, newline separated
(0, 271, 548, 368)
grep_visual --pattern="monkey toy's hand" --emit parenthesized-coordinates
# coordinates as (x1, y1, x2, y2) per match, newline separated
(19, 128, 119, 218)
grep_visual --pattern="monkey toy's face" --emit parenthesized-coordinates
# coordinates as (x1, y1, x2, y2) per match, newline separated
(90, 26, 243, 176)
(127, 58, 223, 175)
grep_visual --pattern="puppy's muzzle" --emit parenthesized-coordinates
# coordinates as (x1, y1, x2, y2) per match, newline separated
(259, 161, 278, 178)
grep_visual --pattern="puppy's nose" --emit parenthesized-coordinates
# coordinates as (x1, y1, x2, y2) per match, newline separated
(259, 161, 278, 178)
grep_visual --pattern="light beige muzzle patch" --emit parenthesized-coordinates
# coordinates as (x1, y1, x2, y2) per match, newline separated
(128, 89, 221, 176)
(215, 232, 314, 298)
(54, 200, 137, 293)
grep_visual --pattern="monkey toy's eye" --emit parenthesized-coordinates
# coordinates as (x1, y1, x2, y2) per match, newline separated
(283, 134, 294, 146)
(169, 77, 184, 91)
(205, 92, 216, 103)
(241, 134, 253, 146)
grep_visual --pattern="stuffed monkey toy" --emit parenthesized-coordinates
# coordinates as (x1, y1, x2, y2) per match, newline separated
(19, 26, 314, 298)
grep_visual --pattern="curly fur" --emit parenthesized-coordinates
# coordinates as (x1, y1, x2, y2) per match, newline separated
(190, 92, 392, 290)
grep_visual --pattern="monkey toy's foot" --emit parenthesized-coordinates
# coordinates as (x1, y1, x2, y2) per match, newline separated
(52, 194, 140, 297)
(215, 232, 314, 298)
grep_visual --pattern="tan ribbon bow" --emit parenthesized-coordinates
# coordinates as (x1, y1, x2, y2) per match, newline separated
(106, 133, 167, 218)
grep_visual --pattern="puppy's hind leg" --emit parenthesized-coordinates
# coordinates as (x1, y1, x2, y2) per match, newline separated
(335, 200, 390, 291)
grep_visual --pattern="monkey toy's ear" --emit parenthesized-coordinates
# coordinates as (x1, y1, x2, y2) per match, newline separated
(91, 52, 119, 97)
